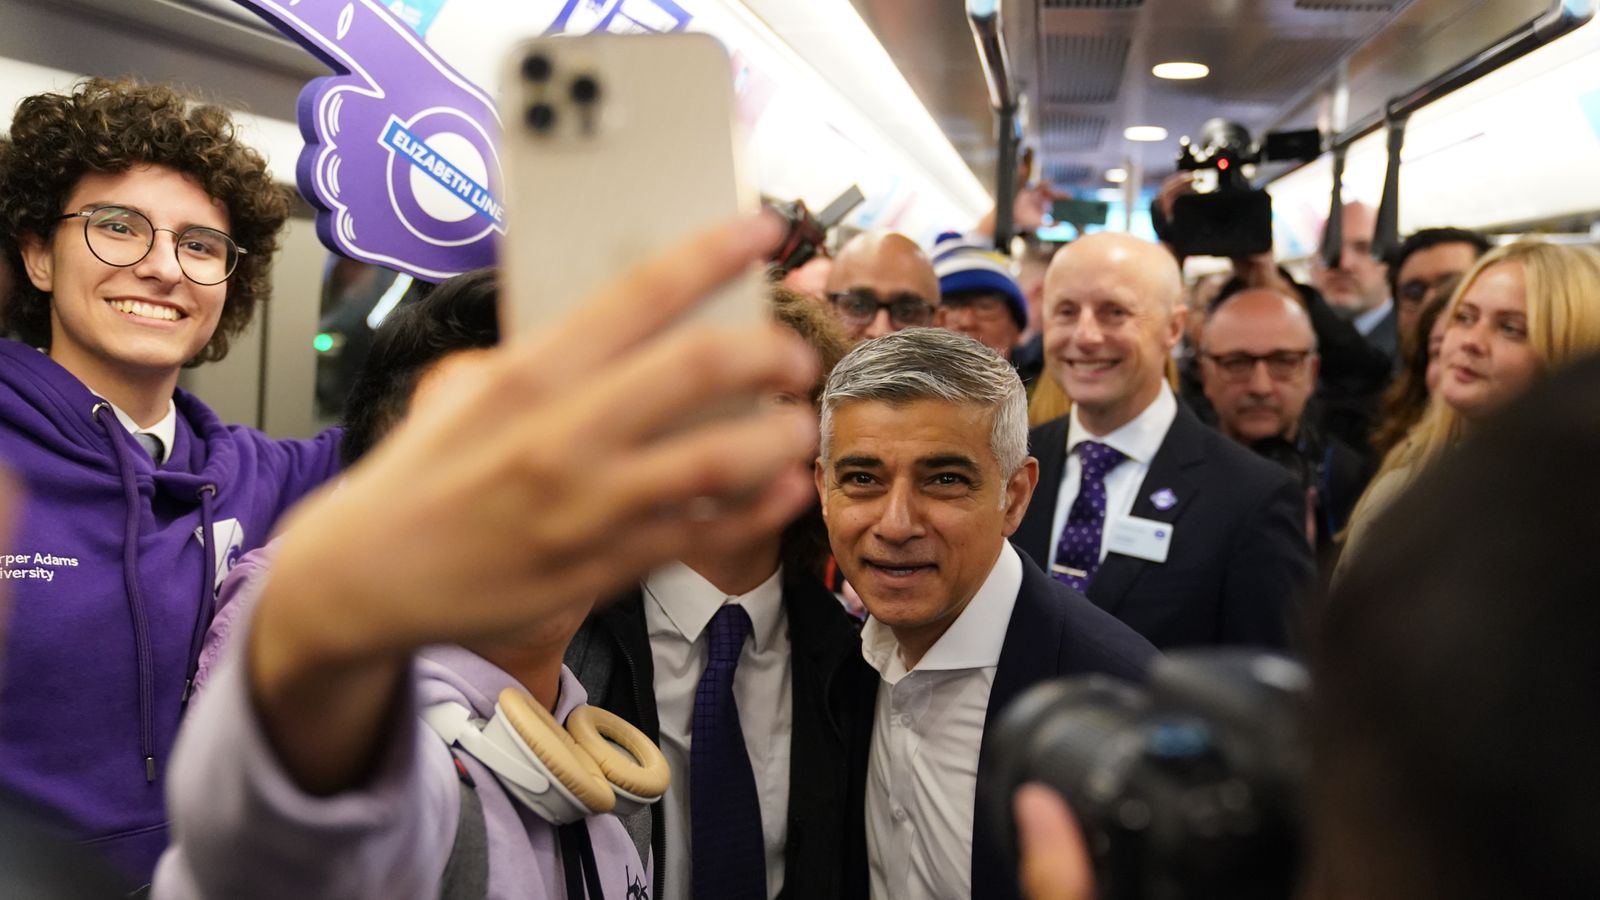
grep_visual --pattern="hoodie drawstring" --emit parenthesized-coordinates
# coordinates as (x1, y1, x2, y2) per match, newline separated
(183, 485, 217, 706)
(92, 403, 158, 783)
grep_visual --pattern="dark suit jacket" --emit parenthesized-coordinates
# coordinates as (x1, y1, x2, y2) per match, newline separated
(565, 567, 877, 900)
(970, 553, 1159, 900)
(1361, 305, 1399, 362)
(1014, 405, 1314, 651)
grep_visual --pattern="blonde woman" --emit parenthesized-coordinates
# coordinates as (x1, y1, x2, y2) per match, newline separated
(1340, 240, 1600, 566)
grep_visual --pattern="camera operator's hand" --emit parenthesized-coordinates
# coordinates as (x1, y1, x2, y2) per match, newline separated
(1015, 784, 1094, 900)
(977, 151, 1065, 238)
(1232, 252, 1299, 301)
(248, 214, 820, 794)
(1155, 171, 1197, 223)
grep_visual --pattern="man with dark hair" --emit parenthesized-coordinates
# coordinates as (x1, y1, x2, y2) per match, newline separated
(1386, 227, 1491, 354)
(337, 269, 499, 467)
(818, 327, 1155, 900)
(567, 285, 878, 900)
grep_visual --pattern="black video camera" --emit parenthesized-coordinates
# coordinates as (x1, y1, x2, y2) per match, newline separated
(1164, 120, 1321, 259)
(763, 185, 866, 279)
(984, 651, 1307, 900)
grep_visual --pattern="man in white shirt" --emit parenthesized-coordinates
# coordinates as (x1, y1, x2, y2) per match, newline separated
(567, 289, 878, 900)
(1012, 234, 1313, 650)
(815, 328, 1156, 900)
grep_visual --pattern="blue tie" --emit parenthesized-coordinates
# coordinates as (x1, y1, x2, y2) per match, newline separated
(1052, 441, 1126, 592)
(691, 604, 766, 900)
(134, 432, 163, 463)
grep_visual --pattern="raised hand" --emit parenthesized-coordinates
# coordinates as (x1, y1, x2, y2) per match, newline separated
(248, 215, 819, 791)
(233, 0, 503, 280)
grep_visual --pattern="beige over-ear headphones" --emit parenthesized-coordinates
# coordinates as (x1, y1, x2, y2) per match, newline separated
(424, 688, 671, 824)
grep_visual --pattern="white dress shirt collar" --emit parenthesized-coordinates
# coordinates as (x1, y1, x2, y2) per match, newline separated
(1066, 381, 1176, 467)
(643, 560, 785, 653)
(1354, 297, 1394, 337)
(100, 397, 178, 464)
(861, 541, 1024, 681)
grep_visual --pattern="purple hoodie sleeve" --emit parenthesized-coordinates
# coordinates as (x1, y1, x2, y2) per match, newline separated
(245, 426, 345, 520)
(151, 613, 458, 899)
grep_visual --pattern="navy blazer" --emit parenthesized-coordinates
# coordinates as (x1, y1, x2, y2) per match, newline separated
(1013, 404, 1314, 651)
(566, 568, 877, 900)
(970, 552, 1158, 900)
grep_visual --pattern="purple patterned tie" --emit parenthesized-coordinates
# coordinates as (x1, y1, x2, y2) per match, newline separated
(691, 604, 766, 900)
(1052, 441, 1127, 592)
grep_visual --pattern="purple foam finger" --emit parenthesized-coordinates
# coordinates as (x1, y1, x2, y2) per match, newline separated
(233, 0, 504, 281)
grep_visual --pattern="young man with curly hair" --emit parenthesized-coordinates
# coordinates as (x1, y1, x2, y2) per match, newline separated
(0, 79, 342, 885)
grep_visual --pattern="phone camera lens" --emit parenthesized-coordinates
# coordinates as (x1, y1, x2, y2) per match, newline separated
(526, 103, 556, 131)
(570, 75, 601, 105)
(522, 54, 553, 83)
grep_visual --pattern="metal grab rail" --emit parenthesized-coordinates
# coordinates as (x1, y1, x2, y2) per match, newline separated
(968, 0, 1020, 251)
(1314, 0, 1593, 263)
(1367, 0, 1594, 140)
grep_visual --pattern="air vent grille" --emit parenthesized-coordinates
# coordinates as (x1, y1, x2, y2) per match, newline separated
(1041, 113, 1108, 153)
(1211, 37, 1354, 101)
(1042, 34, 1131, 104)
(1294, 0, 1403, 10)
(1043, 0, 1143, 9)
(1047, 164, 1095, 185)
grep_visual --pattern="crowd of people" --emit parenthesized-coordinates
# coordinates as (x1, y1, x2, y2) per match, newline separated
(0, 76, 1598, 900)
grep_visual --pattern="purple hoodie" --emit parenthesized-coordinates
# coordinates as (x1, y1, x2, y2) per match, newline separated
(0, 339, 342, 882)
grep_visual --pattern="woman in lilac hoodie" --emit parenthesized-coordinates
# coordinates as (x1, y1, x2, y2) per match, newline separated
(150, 221, 823, 897)
(0, 79, 341, 883)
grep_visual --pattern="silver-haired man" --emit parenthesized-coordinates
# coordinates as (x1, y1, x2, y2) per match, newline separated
(814, 329, 1156, 900)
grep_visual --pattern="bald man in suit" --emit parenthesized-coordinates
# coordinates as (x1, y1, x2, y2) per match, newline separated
(1012, 234, 1313, 650)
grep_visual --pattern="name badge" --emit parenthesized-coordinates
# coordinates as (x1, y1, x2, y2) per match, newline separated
(1104, 515, 1173, 564)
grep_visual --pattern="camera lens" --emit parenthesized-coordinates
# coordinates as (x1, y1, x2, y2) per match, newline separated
(570, 75, 601, 105)
(522, 54, 553, 83)
(526, 103, 556, 132)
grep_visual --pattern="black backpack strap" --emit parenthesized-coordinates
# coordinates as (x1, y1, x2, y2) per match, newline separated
(438, 753, 489, 900)
(557, 821, 608, 900)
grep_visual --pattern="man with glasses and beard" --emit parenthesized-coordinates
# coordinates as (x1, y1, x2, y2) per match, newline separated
(1199, 289, 1370, 571)
(825, 231, 940, 342)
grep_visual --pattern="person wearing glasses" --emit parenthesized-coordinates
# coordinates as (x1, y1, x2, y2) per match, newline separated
(929, 231, 1029, 366)
(1011, 233, 1313, 651)
(1199, 289, 1371, 569)
(823, 231, 940, 342)
(0, 79, 342, 886)
(1387, 227, 1491, 360)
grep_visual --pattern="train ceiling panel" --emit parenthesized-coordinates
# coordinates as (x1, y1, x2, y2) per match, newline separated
(1205, 36, 1358, 102)
(1294, 0, 1407, 11)
(1041, 33, 1131, 104)
(852, 0, 1558, 198)
(1042, 0, 1146, 9)
(1046, 162, 1096, 184)
(1040, 111, 1110, 152)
